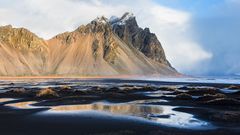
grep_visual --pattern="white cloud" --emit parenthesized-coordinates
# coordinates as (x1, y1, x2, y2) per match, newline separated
(133, 3, 212, 73)
(0, 0, 212, 74)
(228, 0, 240, 4)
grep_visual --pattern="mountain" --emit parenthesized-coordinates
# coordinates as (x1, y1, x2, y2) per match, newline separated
(110, 12, 172, 67)
(0, 25, 48, 76)
(0, 13, 179, 77)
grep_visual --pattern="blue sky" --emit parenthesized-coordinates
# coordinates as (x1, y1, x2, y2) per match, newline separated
(154, 0, 240, 75)
(0, 0, 239, 76)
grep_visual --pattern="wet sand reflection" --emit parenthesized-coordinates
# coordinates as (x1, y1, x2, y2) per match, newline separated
(7, 101, 38, 109)
(0, 98, 16, 103)
(4, 100, 211, 129)
(51, 103, 163, 118)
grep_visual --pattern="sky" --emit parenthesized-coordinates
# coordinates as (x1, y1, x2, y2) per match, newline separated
(0, 0, 239, 76)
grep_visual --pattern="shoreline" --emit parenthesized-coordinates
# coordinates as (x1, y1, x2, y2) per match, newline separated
(0, 76, 239, 86)
(0, 79, 240, 135)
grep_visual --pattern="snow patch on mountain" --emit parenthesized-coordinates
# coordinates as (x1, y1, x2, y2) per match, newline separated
(109, 12, 135, 26)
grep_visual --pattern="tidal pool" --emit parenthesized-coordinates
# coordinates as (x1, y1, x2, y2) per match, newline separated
(0, 98, 16, 103)
(46, 103, 211, 129)
(219, 88, 240, 94)
(6, 101, 39, 109)
(4, 99, 213, 129)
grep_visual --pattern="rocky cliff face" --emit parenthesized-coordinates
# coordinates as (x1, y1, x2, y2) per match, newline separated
(0, 25, 48, 76)
(0, 25, 47, 52)
(0, 13, 178, 76)
(110, 12, 172, 67)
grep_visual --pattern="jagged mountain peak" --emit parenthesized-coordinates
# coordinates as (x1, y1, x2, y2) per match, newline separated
(110, 12, 173, 67)
(73, 12, 136, 34)
(0, 13, 178, 76)
(120, 12, 135, 21)
(73, 16, 113, 35)
(109, 12, 136, 26)
(92, 16, 109, 24)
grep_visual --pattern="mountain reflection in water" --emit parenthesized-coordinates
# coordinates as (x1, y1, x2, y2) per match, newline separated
(7, 101, 38, 109)
(3, 99, 211, 129)
(51, 103, 163, 118)
(47, 102, 210, 129)
(0, 98, 15, 103)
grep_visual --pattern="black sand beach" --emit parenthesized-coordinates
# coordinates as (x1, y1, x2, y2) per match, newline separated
(0, 78, 240, 135)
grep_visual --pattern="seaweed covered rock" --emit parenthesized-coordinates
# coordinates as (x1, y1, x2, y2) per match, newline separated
(186, 87, 218, 96)
(176, 93, 192, 100)
(159, 86, 177, 91)
(227, 85, 240, 90)
(196, 93, 226, 102)
(60, 85, 72, 91)
(36, 88, 59, 98)
(4, 88, 34, 97)
(202, 98, 240, 106)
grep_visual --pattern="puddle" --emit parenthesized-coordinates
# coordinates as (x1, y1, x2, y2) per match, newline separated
(148, 106, 210, 129)
(6, 101, 39, 109)
(129, 99, 168, 104)
(4, 99, 213, 129)
(0, 98, 16, 103)
(220, 88, 240, 94)
(44, 102, 211, 129)
(137, 90, 175, 98)
(192, 96, 201, 99)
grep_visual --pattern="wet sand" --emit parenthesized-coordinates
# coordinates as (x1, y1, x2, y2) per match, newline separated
(0, 79, 240, 135)
(0, 107, 235, 135)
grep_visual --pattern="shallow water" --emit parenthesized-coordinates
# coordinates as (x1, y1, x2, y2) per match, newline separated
(48, 103, 210, 129)
(146, 76, 240, 84)
(219, 88, 240, 94)
(0, 98, 16, 103)
(7, 101, 39, 109)
(0, 78, 239, 132)
(4, 99, 212, 129)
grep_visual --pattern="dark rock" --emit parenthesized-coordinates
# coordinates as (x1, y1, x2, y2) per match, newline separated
(120, 84, 136, 88)
(90, 86, 105, 91)
(36, 88, 59, 98)
(57, 85, 76, 97)
(159, 87, 177, 91)
(174, 107, 240, 123)
(59, 85, 72, 91)
(202, 98, 240, 106)
(5, 88, 34, 97)
(178, 86, 188, 90)
(7, 88, 28, 94)
(176, 93, 192, 100)
(196, 93, 226, 102)
(211, 111, 240, 122)
(108, 87, 121, 92)
(121, 85, 157, 92)
(73, 90, 88, 95)
(228, 85, 240, 90)
(142, 85, 157, 91)
(186, 87, 218, 96)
